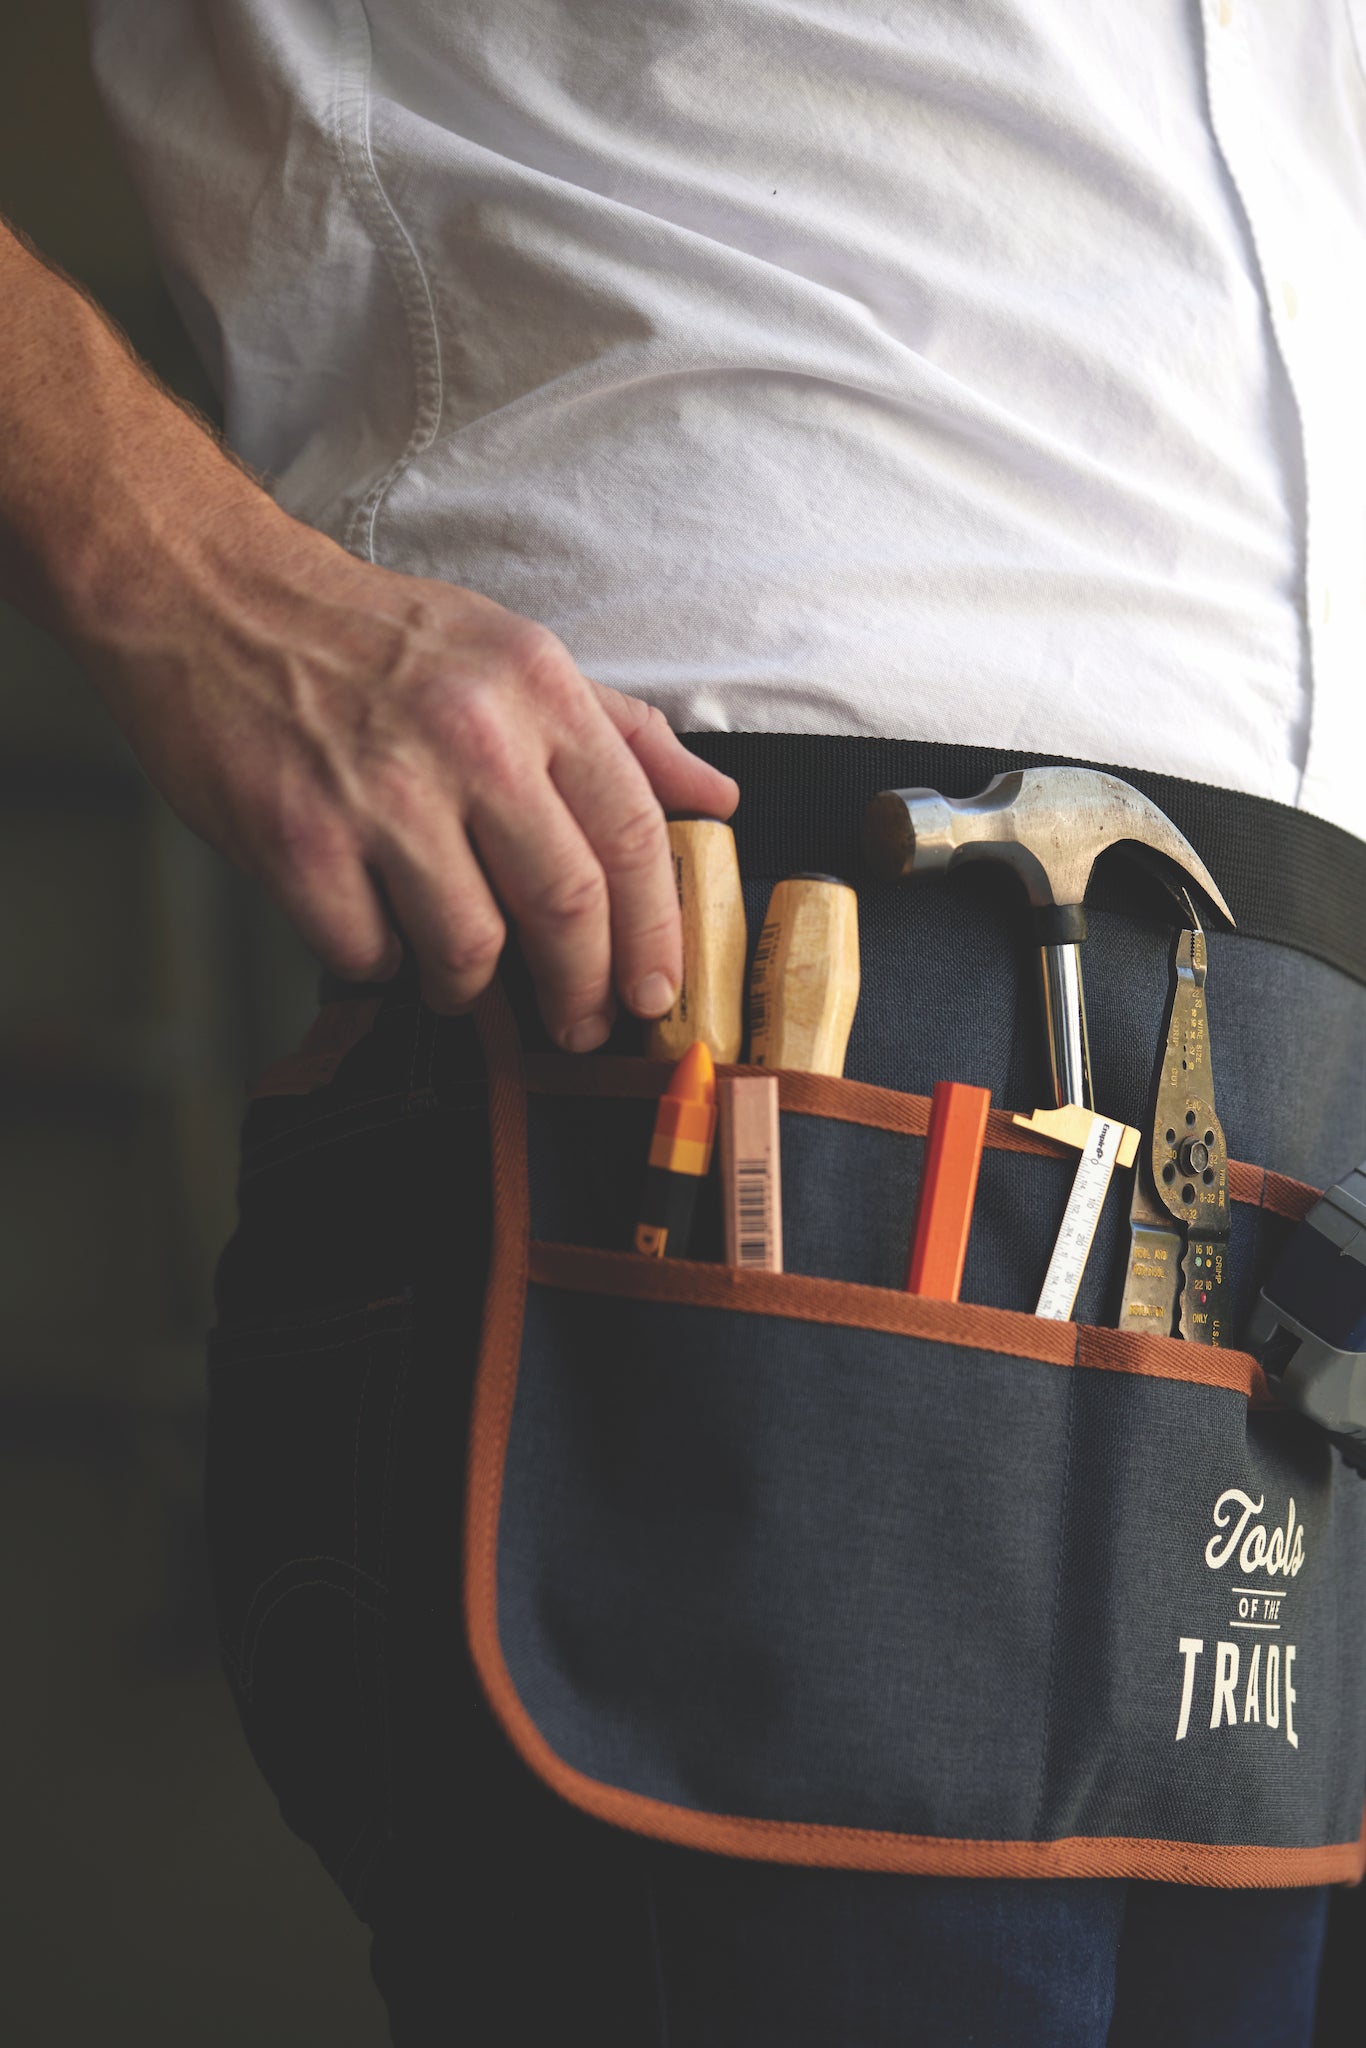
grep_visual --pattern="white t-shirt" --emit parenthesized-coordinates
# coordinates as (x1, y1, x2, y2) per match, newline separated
(88, 1, 1366, 839)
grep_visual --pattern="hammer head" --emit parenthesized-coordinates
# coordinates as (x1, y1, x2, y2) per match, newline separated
(861, 768, 1235, 928)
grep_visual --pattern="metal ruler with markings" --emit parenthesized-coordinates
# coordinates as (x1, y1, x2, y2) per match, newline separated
(1034, 1114, 1126, 1321)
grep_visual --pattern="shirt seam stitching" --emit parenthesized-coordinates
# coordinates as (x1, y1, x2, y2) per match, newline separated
(332, 3, 444, 562)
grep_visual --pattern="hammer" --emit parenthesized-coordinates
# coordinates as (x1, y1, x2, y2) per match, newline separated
(860, 767, 1234, 1109)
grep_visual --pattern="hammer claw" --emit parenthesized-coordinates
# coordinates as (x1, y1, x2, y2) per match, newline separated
(861, 764, 1235, 1111)
(863, 767, 1234, 928)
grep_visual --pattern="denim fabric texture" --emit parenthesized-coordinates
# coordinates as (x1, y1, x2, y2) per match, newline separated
(493, 855, 1366, 1855)
(204, 739, 1362, 2041)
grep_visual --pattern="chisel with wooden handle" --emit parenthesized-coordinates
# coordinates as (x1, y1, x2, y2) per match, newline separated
(718, 871, 858, 1274)
(645, 815, 747, 1064)
(748, 873, 860, 1076)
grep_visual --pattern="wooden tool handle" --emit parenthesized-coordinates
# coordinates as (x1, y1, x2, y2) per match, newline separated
(645, 818, 747, 1063)
(748, 874, 860, 1077)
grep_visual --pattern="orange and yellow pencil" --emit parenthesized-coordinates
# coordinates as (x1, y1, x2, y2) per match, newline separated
(633, 1041, 717, 1258)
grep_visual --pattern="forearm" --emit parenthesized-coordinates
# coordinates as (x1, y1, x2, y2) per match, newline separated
(0, 219, 731, 1039)
(0, 218, 275, 664)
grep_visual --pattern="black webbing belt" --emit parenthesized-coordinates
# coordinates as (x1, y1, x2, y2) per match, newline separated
(317, 733, 1366, 1002)
(678, 733, 1366, 989)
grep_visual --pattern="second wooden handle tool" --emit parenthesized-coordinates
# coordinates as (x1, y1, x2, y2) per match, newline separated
(646, 816, 747, 1064)
(749, 874, 860, 1075)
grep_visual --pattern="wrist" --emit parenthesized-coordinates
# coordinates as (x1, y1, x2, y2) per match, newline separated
(33, 358, 263, 646)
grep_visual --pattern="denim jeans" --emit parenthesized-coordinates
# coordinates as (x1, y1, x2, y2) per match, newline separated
(204, 947, 1337, 2045)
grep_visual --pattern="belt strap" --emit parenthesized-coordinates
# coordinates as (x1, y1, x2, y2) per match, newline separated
(679, 733, 1366, 988)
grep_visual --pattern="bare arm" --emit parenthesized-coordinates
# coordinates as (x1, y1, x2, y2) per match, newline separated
(0, 220, 738, 1047)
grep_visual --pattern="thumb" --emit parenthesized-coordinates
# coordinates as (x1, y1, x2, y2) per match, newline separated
(588, 680, 740, 820)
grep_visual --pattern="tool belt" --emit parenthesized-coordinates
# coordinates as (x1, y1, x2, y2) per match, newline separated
(434, 738, 1366, 1885)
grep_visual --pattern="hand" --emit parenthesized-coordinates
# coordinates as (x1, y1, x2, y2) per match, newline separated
(83, 506, 739, 1049)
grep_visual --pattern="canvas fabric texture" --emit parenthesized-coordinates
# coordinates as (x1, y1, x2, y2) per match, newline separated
(460, 743, 1366, 1884)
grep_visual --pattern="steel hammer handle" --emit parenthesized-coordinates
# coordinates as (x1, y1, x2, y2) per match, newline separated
(1040, 940, 1093, 1109)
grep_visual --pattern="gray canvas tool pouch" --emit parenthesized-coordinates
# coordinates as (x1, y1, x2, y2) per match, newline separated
(463, 739, 1366, 1887)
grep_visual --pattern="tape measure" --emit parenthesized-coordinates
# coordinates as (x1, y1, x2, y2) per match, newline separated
(1035, 1114, 1125, 1321)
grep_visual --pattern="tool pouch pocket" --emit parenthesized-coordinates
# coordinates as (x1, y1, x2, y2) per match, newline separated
(465, 975, 1366, 1885)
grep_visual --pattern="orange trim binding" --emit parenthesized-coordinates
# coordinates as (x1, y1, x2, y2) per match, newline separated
(1258, 1167, 1320, 1223)
(527, 1242, 1269, 1400)
(466, 975, 1361, 1887)
(522, 1052, 1319, 1222)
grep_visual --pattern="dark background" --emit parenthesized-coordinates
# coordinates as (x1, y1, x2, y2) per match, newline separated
(1, 10, 1359, 2045)
(0, 10, 388, 2042)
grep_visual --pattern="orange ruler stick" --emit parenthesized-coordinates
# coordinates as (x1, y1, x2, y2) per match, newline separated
(905, 1081, 992, 1301)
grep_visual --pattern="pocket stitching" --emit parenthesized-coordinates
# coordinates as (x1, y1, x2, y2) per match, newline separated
(461, 972, 1358, 1886)
(524, 1240, 1270, 1402)
(523, 1051, 1317, 1222)
(208, 1293, 412, 1365)
(227, 1558, 390, 1700)
(239, 1091, 410, 1181)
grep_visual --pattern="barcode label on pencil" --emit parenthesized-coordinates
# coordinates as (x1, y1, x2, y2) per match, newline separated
(736, 1159, 772, 1265)
(720, 1073, 782, 1272)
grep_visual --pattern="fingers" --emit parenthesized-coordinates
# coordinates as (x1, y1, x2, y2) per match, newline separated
(588, 682, 740, 819)
(265, 836, 404, 984)
(544, 724, 685, 1025)
(243, 615, 736, 1040)
(462, 763, 624, 1051)
(369, 818, 508, 1016)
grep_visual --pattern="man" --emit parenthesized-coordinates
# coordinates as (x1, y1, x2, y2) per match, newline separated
(2, 3, 1363, 2040)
